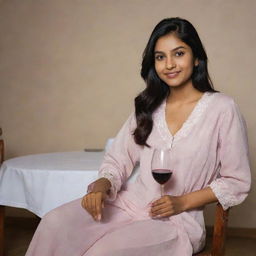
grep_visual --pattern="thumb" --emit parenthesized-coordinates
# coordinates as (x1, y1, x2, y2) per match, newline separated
(101, 201, 104, 209)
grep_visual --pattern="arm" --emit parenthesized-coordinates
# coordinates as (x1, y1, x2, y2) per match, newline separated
(151, 187, 217, 218)
(182, 187, 217, 210)
(82, 113, 141, 221)
(209, 99, 251, 210)
(97, 113, 141, 201)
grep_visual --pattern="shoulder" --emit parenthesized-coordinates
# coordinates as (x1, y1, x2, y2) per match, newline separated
(211, 92, 240, 114)
(211, 93, 246, 127)
(212, 92, 236, 106)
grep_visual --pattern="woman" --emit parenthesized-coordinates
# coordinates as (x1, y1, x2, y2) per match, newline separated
(26, 17, 251, 256)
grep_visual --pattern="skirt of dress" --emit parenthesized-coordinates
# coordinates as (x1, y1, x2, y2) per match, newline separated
(25, 198, 193, 256)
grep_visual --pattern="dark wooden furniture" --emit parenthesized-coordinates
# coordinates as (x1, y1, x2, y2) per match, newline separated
(194, 204, 230, 256)
(0, 127, 5, 256)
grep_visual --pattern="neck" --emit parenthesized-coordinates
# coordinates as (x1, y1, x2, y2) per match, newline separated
(167, 82, 203, 104)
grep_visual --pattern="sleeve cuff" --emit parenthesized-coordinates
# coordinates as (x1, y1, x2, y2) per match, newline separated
(98, 171, 120, 201)
(209, 180, 237, 210)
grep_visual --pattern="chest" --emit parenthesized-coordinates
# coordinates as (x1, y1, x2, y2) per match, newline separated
(165, 102, 198, 136)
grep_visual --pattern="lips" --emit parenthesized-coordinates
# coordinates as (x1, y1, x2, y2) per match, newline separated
(165, 71, 181, 78)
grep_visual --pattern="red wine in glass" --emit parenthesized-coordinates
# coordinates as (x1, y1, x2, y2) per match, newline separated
(151, 149, 172, 196)
(152, 169, 173, 185)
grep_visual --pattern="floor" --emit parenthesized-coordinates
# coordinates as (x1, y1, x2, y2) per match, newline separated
(4, 217, 256, 256)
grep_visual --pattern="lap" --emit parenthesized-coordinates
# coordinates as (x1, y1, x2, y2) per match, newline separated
(27, 198, 193, 256)
(85, 218, 192, 256)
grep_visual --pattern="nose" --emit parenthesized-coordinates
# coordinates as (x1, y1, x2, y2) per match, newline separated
(166, 56, 176, 69)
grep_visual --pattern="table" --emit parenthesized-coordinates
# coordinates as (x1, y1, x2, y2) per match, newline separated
(0, 151, 104, 217)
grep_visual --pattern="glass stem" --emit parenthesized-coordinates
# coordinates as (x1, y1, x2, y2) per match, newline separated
(161, 185, 164, 197)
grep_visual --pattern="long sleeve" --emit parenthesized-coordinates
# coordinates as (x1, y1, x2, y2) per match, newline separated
(209, 99, 251, 210)
(96, 113, 141, 201)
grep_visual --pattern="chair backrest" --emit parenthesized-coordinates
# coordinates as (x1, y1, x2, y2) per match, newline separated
(0, 128, 4, 164)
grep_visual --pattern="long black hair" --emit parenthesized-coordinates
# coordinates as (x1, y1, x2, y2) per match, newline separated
(133, 17, 217, 146)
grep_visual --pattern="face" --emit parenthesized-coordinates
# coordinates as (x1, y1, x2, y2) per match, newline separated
(154, 33, 198, 89)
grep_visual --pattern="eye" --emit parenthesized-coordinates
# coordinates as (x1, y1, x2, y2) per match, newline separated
(155, 54, 165, 61)
(175, 51, 185, 57)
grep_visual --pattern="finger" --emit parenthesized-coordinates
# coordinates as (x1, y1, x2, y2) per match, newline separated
(151, 204, 170, 214)
(151, 201, 169, 212)
(81, 196, 86, 209)
(154, 210, 173, 218)
(81, 197, 84, 208)
(95, 193, 103, 221)
(151, 206, 171, 217)
(91, 193, 99, 220)
(159, 210, 173, 218)
(151, 197, 167, 207)
(86, 194, 95, 218)
(82, 195, 93, 217)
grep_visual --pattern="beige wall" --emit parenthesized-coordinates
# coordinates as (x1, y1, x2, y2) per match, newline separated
(0, 0, 255, 228)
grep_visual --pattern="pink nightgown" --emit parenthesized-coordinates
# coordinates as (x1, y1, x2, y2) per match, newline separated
(25, 92, 251, 256)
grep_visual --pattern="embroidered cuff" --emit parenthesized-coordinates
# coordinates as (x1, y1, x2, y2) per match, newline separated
(209, 180, 237, 210)
(98, 171, 120, 201)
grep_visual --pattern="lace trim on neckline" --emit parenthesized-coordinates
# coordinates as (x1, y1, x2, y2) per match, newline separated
(154, 92, 216, 148)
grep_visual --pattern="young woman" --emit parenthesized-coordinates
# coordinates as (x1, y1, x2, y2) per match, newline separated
(25, 17, 251, 256)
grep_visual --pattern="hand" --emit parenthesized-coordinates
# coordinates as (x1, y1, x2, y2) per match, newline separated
(81, 191, 107, 222)
(81, 177, 111, 221)
(150, 195, 186, 219)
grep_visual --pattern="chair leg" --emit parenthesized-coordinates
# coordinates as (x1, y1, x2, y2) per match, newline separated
(0, 205, 5, 256)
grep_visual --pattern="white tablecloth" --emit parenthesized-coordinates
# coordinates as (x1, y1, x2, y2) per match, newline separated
(0, 151, 104, 217)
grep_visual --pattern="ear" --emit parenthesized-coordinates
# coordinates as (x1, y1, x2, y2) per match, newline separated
(194, 58, 199, 67)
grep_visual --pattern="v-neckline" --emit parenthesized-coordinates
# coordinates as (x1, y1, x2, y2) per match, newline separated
(154, 91, 216, 148)
(164, 92, 207, 138)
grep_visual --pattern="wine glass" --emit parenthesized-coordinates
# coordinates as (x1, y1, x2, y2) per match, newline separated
(151, 148, 173, 196)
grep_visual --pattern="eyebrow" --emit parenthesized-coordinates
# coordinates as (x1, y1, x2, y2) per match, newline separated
(154, 46, 187, 54)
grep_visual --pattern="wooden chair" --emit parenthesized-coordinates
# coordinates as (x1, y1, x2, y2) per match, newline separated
(194, 203, 230, 256)
(0, 127, 5, 256)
